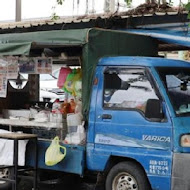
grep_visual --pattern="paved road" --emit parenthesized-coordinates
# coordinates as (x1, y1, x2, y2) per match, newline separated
(39, 183, 104, 190)
(37, 171, 105, 190)
(38, 179, 104, 190)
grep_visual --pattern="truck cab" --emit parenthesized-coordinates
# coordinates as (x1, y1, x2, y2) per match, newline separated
(87, 56, 190, 190)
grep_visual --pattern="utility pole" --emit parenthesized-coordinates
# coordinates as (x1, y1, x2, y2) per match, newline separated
(16, 0, 21, 22)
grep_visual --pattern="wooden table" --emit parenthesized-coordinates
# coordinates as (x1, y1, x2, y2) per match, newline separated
(0, 132, 38, 190)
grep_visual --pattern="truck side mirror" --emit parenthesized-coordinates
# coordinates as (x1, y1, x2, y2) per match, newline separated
(145, 99, 164, 121)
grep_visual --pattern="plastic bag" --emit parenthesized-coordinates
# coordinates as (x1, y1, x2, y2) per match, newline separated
(34, 111, 50, 123)
(74, 80, 82, 98)
(45, 136, 67, 166)
(64, 122, 86, 145)
(57, 67, 72, 88)
(63, 69, 82, 96)
(63, 69, 77, 94)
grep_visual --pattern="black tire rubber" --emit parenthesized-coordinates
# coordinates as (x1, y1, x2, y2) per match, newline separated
(0, 180, 12, 190)
(105, 161, 151, 190)
(18, 178, 33, 190)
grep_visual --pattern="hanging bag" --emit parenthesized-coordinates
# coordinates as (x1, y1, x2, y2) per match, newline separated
(57, 67, 72, 88)
(63, 68, 82, 96)
(45, 136, 67, 166)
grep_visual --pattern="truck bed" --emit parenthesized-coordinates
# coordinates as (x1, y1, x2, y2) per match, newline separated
(26, 139, 85, 175)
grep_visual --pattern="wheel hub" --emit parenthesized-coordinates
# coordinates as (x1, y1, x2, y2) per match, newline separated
(112, 172, 138, 190)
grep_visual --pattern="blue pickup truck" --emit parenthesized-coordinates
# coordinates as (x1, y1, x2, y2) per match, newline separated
(27, 56, 190, 190)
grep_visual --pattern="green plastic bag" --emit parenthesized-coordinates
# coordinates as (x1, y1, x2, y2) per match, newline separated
(63, 68, 82, 96)
(45, 136, 67, 166)
(63, 69, 77, 94)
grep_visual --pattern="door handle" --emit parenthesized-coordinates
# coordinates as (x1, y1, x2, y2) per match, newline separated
(102, 114, 112, 119)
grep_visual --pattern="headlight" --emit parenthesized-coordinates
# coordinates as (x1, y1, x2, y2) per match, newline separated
(181, 135, 190, 147)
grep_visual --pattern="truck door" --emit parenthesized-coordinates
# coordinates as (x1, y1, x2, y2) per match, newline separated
(93, 66, 172, 187)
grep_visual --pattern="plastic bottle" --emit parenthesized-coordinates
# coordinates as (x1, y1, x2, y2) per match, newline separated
(75, 100, 82, 114)
(51, 99, 63, 127)
(70, 99, 76, 113)
(52, 99, 61, 114)
(60, 101, 72, 114)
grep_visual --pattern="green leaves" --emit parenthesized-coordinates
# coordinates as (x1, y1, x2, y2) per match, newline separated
(185, 2, 190, 19)
(51, 0, 64, 20)
(51, 13, 60, 21)
(185, 2, 190, 10)
(168, 0, 174, 6)
(124, 0, 132, 6)
(56, 0, 64, 5)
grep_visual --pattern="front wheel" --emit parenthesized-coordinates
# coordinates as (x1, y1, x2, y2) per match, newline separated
(0, 180, 11, 190)
(105, 161, 151, 190)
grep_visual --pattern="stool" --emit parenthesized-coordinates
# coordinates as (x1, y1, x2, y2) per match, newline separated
(0, 133, 38, 190)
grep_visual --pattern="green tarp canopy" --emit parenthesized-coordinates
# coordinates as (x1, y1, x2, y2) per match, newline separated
(0, 29, 89, 55)
(0, 28, 158, 118)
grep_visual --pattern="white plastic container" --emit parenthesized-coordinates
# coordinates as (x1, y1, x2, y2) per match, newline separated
(3, 109, 30, 119)
(50, 113, 62, 123)
(67, 113, 82, 127)
(34, 111, 50, 123)
(75, 100, 82, 114)
(52, 99, 61, 114)
(64, 122, 86, 145)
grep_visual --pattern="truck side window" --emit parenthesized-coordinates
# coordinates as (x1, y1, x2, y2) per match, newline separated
(158, 69, 190, 116)
(103, 68, 159, 113)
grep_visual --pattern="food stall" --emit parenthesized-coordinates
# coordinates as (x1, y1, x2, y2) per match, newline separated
(0, 28, 157, 177)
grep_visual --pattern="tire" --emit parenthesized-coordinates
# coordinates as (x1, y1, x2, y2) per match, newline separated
(18, 178, 33, 190)
(105, 161, 151, 190)
(0, 180, 12, 190)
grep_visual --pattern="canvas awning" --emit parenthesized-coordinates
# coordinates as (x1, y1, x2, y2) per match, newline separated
(0, 28, 158, 117)
(0, 29, 89, 55)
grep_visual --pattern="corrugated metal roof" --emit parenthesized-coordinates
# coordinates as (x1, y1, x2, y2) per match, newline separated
(0, 10, 188, 30)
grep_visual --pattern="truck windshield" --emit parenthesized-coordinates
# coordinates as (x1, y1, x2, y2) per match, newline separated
(157, 67, 190, 116)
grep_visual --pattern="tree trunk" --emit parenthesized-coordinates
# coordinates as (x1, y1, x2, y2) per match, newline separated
(85, 0, 88, 14)
(92, 0, 95, 13)
(77, 0, 79, 14)
(145, 0, 157, 3)
(104, 0, 110, 13)
(110, 0, 115, 13)
(72, 0, 75, 15)
(16, 0, 21, 22)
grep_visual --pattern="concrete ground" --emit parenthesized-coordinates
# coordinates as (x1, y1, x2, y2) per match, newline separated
(38, 177, 105, 190)
(38, 181, 104, 190)
(18, 172, 105, 190)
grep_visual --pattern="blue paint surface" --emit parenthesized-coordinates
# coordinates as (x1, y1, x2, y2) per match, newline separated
(26, 140, 85, 175)
(98, 56, 190, 68)
(26, 56, 190, 190)
(123, 29, 190, 48)
(87, 57, 190, 190)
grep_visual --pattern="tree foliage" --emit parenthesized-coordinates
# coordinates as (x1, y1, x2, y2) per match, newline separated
(185, 2, 190, 19)
(54, 0, 190, 20)
(56, 0, 64, 5)
(124, 0, 132, 6)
